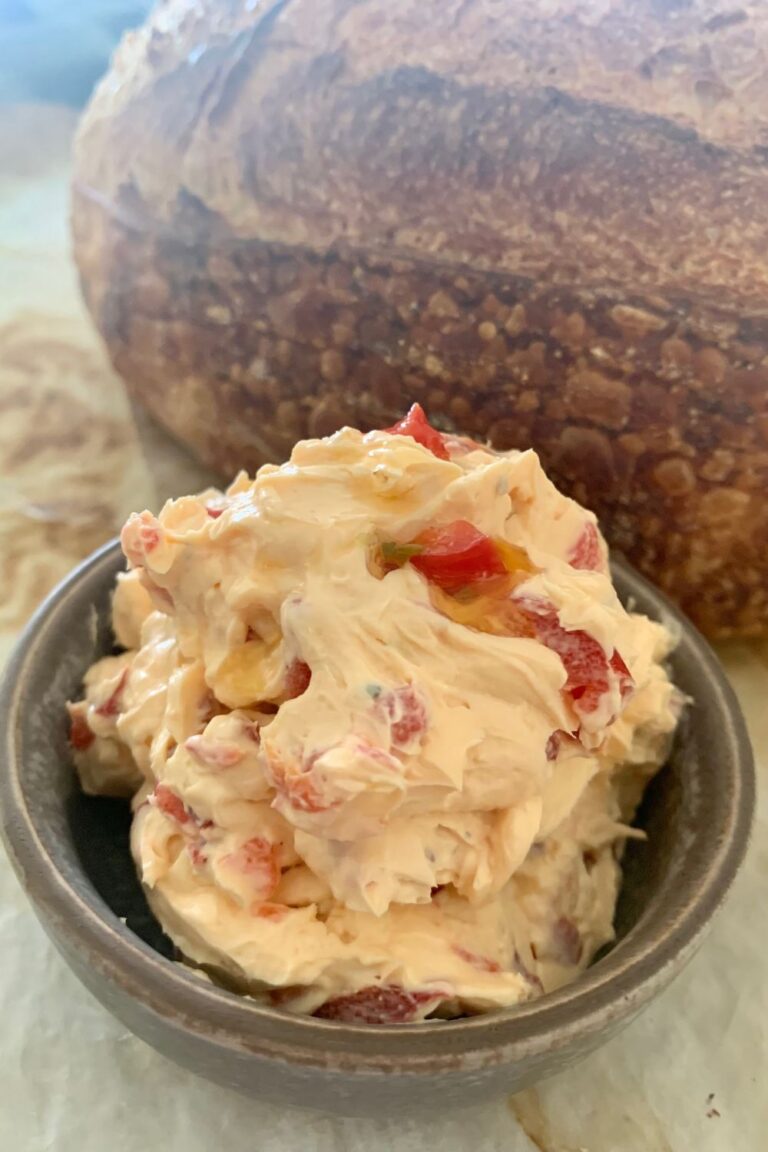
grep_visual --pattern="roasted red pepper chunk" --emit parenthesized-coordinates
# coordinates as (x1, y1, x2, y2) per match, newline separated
(568, 522, 603, 572)
(515, 597, 633, 719)
(314, 984, 443, 1024)
(379, 521, 534, 594)
(68, 706, 95, 751)
(528, 605, 612, 714)
(184, 735, 244, 769)
(376, 508, 628, 721)
(121, 510, 162, 568)
(153, 784, 192, 825)
(550, 916, 583, 966)
(253, 902, 290, 921)
(453, 945, 502, 973)
(385, 403, 450, 460)
(284, 775, 326, 814)
(512, 950, 544, 992)
(188, 841, 208, 867)
(243, 720, 262, 746)
(376, 685, 428, 747)
(228, 836, 280, 898)
(410, 520, 508, 592)
(284, 659, 312, 700)
(268, 751, 330, 814)
(609, 650, 634, 701)
(545, 729, 578, 761)
(383, 519, 630, 718)
(93, 669, 128, 718)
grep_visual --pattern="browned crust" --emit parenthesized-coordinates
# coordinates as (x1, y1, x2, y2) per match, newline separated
(71, 0, 768, 636)
(72, 184, 768, 638)
(74, 0, 768, 305)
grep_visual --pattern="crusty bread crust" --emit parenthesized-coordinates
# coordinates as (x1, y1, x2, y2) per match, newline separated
(72, 0, 768, 637)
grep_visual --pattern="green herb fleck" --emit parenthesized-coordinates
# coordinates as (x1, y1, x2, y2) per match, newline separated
(380, 541, 424, 567)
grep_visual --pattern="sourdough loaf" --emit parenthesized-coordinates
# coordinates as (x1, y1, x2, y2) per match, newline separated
(72, 0, 768, 637)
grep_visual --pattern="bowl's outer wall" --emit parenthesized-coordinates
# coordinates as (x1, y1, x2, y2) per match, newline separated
(0, 541, 755, 1116)
(39, 912, 641, 1116)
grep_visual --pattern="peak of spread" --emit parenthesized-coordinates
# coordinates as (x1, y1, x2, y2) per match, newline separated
(69, 412, 681, 1022)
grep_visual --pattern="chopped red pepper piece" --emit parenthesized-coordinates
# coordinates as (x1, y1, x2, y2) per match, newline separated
(376, 684, 428, 747)
(68, 706, 95, 751)
(243, 720, 262, 746)
(284, 659, 312, 700)
(545, 732, 559, 761)
(545, 729, 583, 760)
(267, 749, 330, 813)
(385, 404, 450, 460)
(568, 522, 603, 572)
(93, 669, 128, 718)
(184, 736, 244, 769)
(228, 836, 280, 898)
(314, 984, 444, 1024)
(512, 950, 544, 992)
(283, 775, 328, 813)
(153, 784, 191, 825)
(609, 650, 634, 701)
(453, 945, 502, 973)
(410, 520, 507, 593)
(253, 902, 289, 921)
(514, 597, 633, 719)
(529, 606, 612, 714)
(378, 523, 535, 593)
(188, 841, 208, 867)
(550, 916, 583, 965)
(121, 510, 162, 568)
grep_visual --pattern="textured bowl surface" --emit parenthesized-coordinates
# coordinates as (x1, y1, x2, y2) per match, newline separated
(0, 541, 755, 1117)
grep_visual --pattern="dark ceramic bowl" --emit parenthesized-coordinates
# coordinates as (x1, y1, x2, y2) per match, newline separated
(0, 541, 754, 1117)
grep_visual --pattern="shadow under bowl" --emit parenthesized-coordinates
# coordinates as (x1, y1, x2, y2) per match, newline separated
(0, 541, 755, 1116)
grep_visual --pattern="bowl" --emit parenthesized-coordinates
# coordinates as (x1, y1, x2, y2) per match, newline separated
(0, 540, 754, 1117)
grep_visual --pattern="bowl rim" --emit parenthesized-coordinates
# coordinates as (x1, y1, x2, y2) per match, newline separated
(0, 539, 755, 1074)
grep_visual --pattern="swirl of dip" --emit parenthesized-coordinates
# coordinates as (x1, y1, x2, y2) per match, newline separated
(69, 407, 680, 1022)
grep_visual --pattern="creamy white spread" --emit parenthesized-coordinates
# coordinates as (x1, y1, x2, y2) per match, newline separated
(69, 419, 680, 1022)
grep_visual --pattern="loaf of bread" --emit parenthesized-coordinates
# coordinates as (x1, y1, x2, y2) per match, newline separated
(72, 0, 768, 638)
